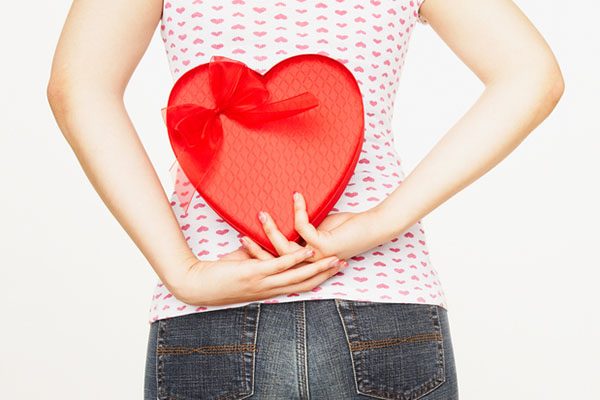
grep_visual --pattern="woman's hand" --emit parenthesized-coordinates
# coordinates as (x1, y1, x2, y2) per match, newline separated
(168, 247, 344, 307)
(240, 191, 383, 263)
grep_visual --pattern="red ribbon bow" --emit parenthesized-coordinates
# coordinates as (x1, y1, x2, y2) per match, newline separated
(161, 55, 320, 212)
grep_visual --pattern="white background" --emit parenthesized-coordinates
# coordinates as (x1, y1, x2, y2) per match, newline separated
(1, 1, 598, 398)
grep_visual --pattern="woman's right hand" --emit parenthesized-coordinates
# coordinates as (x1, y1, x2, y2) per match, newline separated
(168, 247, 344, 307)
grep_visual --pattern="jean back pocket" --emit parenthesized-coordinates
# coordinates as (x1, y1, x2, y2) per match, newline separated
(156, 303, 260, 400)
(335, 300, 446, 400)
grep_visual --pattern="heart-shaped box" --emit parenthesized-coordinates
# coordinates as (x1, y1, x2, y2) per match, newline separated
(162, 54, 364, 256)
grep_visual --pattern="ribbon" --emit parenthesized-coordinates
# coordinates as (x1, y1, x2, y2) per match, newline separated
(161, 55, 320, 213)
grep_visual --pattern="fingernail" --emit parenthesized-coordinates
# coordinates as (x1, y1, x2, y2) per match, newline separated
(239, 237, 247, 246)
(293, 191, 299, 200)
(328, 258, 340, 268)
(258, 211, 267, 223)
(304, 248, 314, 257)
(340, 260, 349, 268)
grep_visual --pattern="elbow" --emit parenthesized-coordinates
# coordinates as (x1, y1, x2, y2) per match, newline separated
(46, 75, 107, 128)
(47, 74, 123, 113)
(539, 64, 565, 117)
(527, 63, 565, 125)
(46, 75, 81, 138)
(548, 69, 565, 104)
(46, 68, 65, 104)
(46, 75, 69, 118)
(46, 79, 58, 108)
(518, 59, 565, 112)
(46, 78, 74, 143)
(532, 55, 565, 106)
(488, 56, 566, 108)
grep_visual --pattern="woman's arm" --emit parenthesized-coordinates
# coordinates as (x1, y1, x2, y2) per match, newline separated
(209, 0, 564, 264)
(46, 0, 345, 305)
(361, 0, 565, 250)
(46, 0, 196, 294)
(243, 0, 565, 262)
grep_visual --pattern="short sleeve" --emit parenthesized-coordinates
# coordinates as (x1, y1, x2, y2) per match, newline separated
(416, 0, 430, 25)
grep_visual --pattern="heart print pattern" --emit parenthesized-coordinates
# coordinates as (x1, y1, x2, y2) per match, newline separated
(149, 0, 445, 324)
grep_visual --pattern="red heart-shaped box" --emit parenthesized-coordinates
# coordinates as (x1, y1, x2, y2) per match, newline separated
(164, 54, 364, 256)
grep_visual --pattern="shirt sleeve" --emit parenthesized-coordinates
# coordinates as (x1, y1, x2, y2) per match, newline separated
(416, 0, 430, 25)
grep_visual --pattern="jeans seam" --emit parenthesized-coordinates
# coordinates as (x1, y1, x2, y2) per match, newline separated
(294, 301, 310, 400)
(154, 322, 159, 400)
(241, 304, 248, 395)
(433, 305, 447, 387)
(432, 304, 446, 380)
(237, 303, 261, 400)
(156, 319, 166, 400)
(303, 301, 310, 400)
(334, 298, 362, 397)
(249, 303, 261, 398)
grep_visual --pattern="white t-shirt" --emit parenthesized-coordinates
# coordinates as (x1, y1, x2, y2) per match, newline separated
(149, 0, 446, 323)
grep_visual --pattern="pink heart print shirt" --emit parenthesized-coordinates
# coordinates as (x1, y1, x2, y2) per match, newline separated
(149, 0, 444, 324)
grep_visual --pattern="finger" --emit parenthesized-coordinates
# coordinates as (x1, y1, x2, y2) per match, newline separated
(257, 246, 315, 277)
(264, 260, 343, 298)
(239, 236, 274, 260)
(261, 255, 342, 289)
(292, 191, 320, 244)
(258, 210, 297, 254)
(219, 247, 253, 261)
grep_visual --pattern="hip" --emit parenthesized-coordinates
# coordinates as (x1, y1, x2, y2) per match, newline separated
(144, 299, 458, 400)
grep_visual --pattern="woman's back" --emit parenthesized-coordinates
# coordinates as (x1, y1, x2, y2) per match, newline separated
(149, 0, 446, 323)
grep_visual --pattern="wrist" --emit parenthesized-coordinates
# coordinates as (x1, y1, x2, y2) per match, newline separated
(350, 205, 402, 255)
(330, 207, 395, 260)
(364, 203, 399, 243)
(161, 253, 202, 299)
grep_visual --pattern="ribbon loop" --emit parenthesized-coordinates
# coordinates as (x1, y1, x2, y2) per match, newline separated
(162, 55, 320, 213)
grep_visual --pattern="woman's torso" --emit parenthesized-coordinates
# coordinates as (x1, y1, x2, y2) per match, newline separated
(149, 0, 446, 323)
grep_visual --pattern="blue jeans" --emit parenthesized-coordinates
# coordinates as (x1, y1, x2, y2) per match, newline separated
(144, 299, 459, 399)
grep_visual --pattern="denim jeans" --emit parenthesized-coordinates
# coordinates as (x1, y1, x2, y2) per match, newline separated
(144, 299, 459, 399)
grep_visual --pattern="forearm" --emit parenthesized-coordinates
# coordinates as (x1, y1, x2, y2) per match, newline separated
(47, 88, 196, 293)
(364, 72, 564, 246)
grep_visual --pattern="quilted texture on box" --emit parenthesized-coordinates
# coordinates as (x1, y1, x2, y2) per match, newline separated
(165, 54, 364, 255)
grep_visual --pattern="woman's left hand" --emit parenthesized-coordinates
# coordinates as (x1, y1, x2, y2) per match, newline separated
(239, 191, 385, 265)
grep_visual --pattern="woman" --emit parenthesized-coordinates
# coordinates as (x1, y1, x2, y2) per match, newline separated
(47, 0, 563, 398)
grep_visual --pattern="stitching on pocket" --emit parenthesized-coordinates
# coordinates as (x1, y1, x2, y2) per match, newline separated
(348, 332, 444, 351)
(157, 343, 257, 355)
